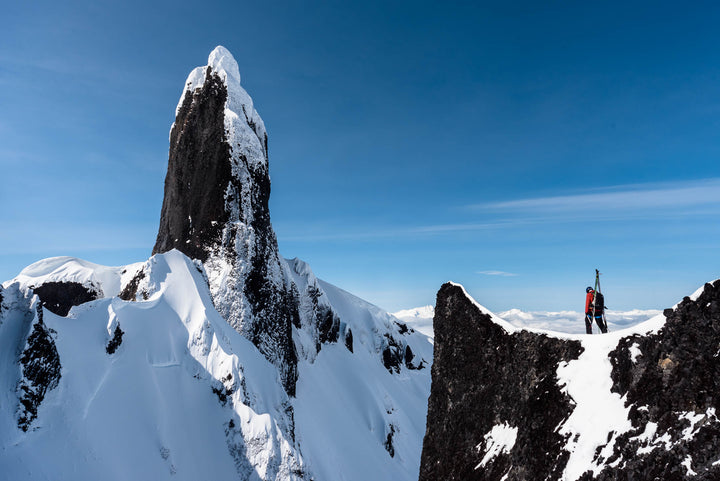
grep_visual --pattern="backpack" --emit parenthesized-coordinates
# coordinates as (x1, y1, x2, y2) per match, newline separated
(594, 292, 605, 313)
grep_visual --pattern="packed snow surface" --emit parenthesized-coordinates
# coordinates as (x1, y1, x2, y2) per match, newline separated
(556, 335, 633, 480)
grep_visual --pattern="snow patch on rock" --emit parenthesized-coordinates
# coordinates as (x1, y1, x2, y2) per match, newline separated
(475, 423, 518, 470)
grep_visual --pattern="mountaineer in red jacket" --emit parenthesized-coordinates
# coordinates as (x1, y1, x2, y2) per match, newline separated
(585, 287, 608, 334)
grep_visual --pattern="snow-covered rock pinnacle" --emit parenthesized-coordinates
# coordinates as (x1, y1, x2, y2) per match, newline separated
(1, 47, 435, 481)
(153, 46, 299, 395)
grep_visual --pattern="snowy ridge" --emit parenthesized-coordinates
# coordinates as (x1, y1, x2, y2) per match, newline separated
(451, 282, 650, 479)
(4, 256, 143, 299)
(295, 276, 432, 481)
(284, 257, 433, 480)
(452, 283, 667, 340)
(394, 303, 662, 339)
(448, 281, 518, 334)
(422, 280, 720, 480)
(1, 251, 304, 480)
(176, 46, 267, 164)
(0, 251, 433, 480)
(284, 257, 334, 362)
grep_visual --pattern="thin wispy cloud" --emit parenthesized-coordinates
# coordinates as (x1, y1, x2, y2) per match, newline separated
(477, 270, 518, 277)
(279, 179, 720, 244)
(278, 221, 521, 242)
(470, 178, 720, 214)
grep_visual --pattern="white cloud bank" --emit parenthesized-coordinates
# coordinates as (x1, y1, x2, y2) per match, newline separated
(394, 306, 661, 337)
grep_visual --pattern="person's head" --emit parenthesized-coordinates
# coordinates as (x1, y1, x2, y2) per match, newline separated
(586, 286, 594, 293)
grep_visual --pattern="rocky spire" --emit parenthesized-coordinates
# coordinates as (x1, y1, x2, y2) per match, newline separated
(153, 46, 299, 395)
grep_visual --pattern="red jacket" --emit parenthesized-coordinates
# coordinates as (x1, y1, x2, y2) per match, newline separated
(585, 291, 594, 314)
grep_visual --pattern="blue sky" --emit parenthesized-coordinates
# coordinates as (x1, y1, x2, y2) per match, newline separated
(2, 1, 719, 312)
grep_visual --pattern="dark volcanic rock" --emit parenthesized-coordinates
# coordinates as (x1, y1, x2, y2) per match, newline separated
(17, 304, 61, 431)
(419, 283, 583, 481)
(382, 334, 406, 374)
(106, 324, 124, 355)
(119, 268, 146, 301)
(420, 280, 720, 481)
(152, 67, 232, 262)
(590, 280, 720, 480)
(385, 423, 397, 458)
(32, 281, 101, 316)
(344, 325, 354, 353)
(317, 305, 340, 345)
(151, 48, 300, 396)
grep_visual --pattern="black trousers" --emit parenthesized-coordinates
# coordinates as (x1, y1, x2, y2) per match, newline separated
(585, 313, 607, 334)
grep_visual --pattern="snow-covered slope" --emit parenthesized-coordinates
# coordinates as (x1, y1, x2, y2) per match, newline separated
(0, 46, 434, 481)
(1, 251, 303, 480)
(293, 274, 432, 481)
(420, 281, 720, 481)
(0, 251, 432, 480)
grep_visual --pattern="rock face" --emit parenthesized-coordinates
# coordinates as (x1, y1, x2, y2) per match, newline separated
(17, 301, 61, 432)
(419, 283, 583, 481)
(153, 46, 300, 395)
(597, 280, 720, 480)
(32, 281, 101, 316)
(419, 281, 720, 481)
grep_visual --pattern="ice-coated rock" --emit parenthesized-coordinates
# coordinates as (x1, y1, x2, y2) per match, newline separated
(153, 46, 299, 395)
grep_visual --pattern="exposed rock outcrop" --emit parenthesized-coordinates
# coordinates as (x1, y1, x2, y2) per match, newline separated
(419, 283, 583, 481)
(31, 281, 101, 316)
(17, 301, 61, 431)
(118, 268, 146, 301)
(151, 47, 421, 398)
(419, 281, 720, 481)
(594, 280, 720, 480)
(152, 46, 300, 395)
